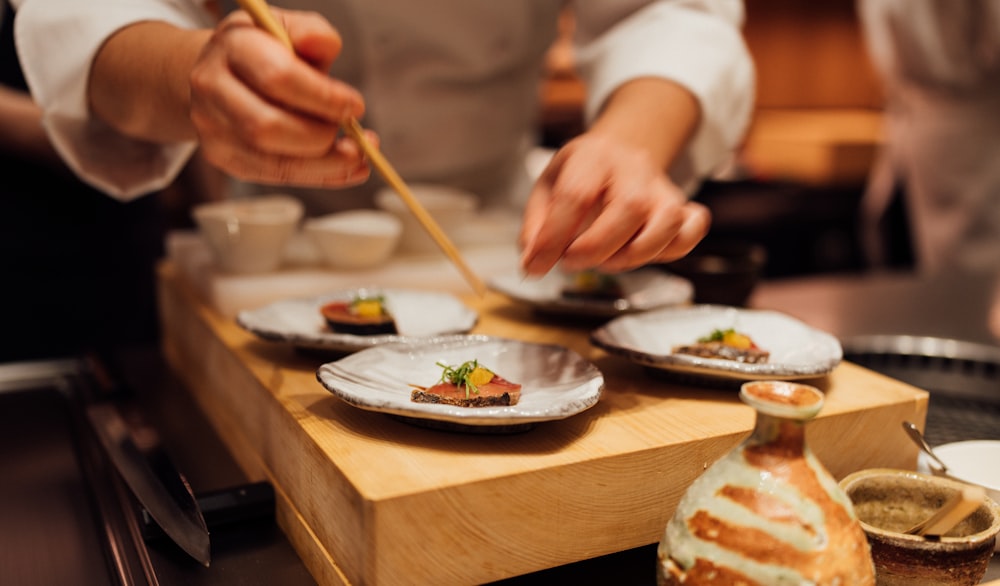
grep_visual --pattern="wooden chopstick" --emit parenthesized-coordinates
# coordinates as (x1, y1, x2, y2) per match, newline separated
(339, 119, 487, 296)
(906, 484, 986, 536)
(234, 0, 487, 296)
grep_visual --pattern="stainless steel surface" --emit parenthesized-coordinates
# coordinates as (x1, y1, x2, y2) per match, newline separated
(1, 355, 315, 586)
(0, 372, 115, 586)
(86, 402, 211, 566)
(750, 270, 1000, 346)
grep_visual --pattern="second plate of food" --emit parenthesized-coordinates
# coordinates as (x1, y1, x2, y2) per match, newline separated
(236, 288, 478, 353)
(590, 305, 842, 382)
(316, 335, 605, 431)
(489, 268, 693, 317)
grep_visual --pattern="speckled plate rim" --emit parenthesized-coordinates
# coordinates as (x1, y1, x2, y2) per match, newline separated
(488, 268, 693, 317)
(590, 304, 842, 382)
(236, 287, 479, 353)
(315, 334, 605, 427)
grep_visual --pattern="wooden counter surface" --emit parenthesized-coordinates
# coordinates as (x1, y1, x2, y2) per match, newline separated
(157, 261, 928, 585)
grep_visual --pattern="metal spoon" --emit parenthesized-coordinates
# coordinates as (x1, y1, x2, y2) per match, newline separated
(902, 421, 949, 473)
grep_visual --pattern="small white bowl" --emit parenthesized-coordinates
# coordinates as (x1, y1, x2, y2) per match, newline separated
(192, 195, 304, 274)
(305, 210, 402, 270)
(918, 440, 1000, 506)
(374, 184, 477, 254)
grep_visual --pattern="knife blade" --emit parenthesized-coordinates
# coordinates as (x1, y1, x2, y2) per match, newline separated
(86, 402, 211, 566)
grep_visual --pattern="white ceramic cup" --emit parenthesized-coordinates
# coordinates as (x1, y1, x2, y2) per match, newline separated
(305, 210, 402, 270)
(374, 184, 478, 254)
(192, 195, 304, 274)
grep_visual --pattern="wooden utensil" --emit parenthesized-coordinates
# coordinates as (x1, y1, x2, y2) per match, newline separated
(233, 0, 487, 296)
(905, 483, 987, 536)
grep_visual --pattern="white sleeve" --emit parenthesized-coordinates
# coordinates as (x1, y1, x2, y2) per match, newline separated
(573, 0, 755, 192)
(12, 0, 215, 200)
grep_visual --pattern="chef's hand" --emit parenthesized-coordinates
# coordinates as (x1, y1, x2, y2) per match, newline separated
(518, 132, 711, 277)
(189, 8, 374, 187)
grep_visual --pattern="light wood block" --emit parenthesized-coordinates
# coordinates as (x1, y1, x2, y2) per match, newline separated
(157, 261, 928, 585)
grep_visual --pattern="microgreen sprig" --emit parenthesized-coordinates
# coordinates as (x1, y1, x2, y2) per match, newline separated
(436, 359, 489, 398)
(698, 328, 732, 343)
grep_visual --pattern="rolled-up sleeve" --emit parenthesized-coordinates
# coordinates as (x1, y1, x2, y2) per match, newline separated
(12, 0, 214, 200)
(574, 0, 755, 191)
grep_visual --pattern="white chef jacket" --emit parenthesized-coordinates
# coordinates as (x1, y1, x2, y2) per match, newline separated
(12, 0, 753, 211)
(859, 0, 1000, 273)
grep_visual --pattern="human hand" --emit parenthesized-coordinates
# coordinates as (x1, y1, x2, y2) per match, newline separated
(189, 8, 373, 187)
(518, 133, 711, 277)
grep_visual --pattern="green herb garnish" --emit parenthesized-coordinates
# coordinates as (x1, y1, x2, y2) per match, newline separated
(436, 359, 494, 398)
(698, 328, 733, 343)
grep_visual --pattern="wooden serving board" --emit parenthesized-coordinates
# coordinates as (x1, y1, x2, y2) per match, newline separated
(157, 261, 929, 585)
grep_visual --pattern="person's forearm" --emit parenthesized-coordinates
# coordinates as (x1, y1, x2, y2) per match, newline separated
(89, 21, 212, 143)
(588, 76, 701, 171)
(0, 85, 59, 162)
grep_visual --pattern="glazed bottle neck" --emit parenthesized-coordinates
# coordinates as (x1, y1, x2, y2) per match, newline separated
(746, 413, 807, 457)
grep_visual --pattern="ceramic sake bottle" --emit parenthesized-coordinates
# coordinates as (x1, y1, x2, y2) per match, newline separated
(657, 380, 876, 585)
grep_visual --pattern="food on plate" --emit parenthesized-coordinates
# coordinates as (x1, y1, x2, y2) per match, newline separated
(561, 270, 624, 301)
(672, 328, 770, 363)
(411, 360, 522, 407)
(320, 295, 397, 335)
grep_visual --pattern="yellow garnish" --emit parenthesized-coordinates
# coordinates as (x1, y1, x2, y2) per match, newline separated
(722, 331, 753, 349)
(574, 271, 601, 290)
(350, 297, 385, 318)
(467, 366, 494, 388)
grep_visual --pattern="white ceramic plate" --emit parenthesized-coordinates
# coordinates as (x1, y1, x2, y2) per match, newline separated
(316, 335, 604, 430)
(590, 305, 842, 382)
(236, 288, 478, 353)
(488, 268, 693, 317)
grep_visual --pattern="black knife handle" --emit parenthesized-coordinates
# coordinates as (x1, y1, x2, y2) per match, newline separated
(141, 481, 275, 541)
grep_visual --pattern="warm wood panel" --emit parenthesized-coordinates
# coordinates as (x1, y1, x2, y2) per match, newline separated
(158, 261, 928, 585)
(744, 0, 883, 109)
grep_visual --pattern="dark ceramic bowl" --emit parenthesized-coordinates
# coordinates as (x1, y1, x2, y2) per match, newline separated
(661, 239, 766, 307)
(840, 468, 1000, 586)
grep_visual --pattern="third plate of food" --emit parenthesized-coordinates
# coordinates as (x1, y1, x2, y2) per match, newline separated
(488, 268, 693, 317)
(590, 305, 842, 382)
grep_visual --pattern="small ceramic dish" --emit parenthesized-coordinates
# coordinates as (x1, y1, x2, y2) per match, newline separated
(192, 194, 304, 274)
(488, 268, 693, 318)
(590, 304, 842, 383)
(840, 468, 1000, 586)
(236, 288, 478, 353)
(659, 238, 767, 307)
(316, 335, 604, 432)
(305, 210, 402, 270)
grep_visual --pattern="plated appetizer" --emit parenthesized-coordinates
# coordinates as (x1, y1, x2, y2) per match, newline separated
(320, 295, 397, 335)
(561, 270, 624, 301)
(488, 267, 692, 318)
(673, 328, 770, 364)
(317, 335, 604, 430)
(411, 360, 522, 407)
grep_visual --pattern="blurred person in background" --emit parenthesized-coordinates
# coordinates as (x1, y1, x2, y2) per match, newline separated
(858, 0, 1000, 274)
(0, 0, 166, 361)
(12, 0, 755, 278)
(1, 0, 224, 361)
